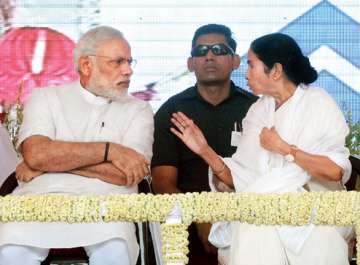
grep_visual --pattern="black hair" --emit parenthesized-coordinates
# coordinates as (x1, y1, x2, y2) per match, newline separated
(250, 33, 317, 85)
(191, 24, 237, 52)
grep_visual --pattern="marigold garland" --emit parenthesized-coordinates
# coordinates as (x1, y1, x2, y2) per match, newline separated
(0, 191, 359, 264)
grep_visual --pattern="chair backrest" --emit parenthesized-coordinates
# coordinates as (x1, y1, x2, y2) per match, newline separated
(346, 155, 360, 191)
(346, 155, 360, 264)
(0, 172, 17, 196)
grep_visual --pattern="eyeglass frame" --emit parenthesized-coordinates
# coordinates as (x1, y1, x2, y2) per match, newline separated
(87, 54, 137, 68)
(191, 43, 235, 57)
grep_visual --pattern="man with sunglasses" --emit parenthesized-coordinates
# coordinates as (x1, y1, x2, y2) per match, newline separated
(0, 26, 153, 265)
(151, 24, 257, 265)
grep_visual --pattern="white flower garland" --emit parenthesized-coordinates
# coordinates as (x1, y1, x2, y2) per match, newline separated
(0, 191, 359, 264)
(161, 224, 189, 264)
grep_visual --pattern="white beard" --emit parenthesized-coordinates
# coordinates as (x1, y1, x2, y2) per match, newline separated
(87, 84, 128, 100)
(86, 59, 130, 100)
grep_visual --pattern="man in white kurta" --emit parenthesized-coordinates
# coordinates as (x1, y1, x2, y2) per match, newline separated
(0, 26, 153, 265)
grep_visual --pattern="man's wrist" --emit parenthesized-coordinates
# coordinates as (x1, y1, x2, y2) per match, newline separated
(284, 145, 299, 162)
(279, 142, 292, 156)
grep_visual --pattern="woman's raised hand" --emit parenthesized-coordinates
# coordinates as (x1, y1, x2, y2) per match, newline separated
(170, 111, 209, 155)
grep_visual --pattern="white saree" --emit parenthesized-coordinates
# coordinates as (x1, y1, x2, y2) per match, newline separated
(209, 84, 352, 265)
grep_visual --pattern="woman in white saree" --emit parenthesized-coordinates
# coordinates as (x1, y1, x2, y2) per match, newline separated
(169, 33, 352, 265)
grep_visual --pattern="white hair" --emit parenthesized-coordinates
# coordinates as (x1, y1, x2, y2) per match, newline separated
(73, 26, 125, 72)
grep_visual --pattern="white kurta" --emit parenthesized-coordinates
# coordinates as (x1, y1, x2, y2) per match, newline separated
(0, 82, 154, 265)
(0, 125, 20, 185)
(209, 84, 352, 265)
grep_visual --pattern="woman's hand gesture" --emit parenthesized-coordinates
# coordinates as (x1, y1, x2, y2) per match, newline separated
(170, 112, 209, 156)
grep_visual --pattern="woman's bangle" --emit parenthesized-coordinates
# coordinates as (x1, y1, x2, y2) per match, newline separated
(213, 162, 226, 176)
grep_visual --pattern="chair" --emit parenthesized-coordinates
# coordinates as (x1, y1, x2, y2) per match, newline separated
(348, 155, 360, 265)
(0, 172, 155, 265)
(0, 171, 17, 196)
(347, 155, 360, 191)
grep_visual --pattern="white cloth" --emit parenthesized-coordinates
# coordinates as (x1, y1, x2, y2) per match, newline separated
(0, 238, 130, 265)
(86, 238, 131, 265)
(285, 226, 350, 265)
(150, 221, 163, 265)
(209, 84, 351, 265)
(0, 82, 154, 265)
(0, 125, 20, 185)
(0, 244, 49, 265)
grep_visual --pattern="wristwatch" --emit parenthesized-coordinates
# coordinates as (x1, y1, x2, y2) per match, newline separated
(284, 145, 299, 162)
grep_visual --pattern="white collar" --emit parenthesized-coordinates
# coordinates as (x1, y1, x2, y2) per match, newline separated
(77, 83, 110, 106)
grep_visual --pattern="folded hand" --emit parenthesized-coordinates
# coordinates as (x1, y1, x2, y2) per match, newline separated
(16, 161, 43, 182)
(108, 144, 150, 186)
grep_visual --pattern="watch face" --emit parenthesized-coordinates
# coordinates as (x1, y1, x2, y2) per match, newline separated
(285, 154, 295, 162)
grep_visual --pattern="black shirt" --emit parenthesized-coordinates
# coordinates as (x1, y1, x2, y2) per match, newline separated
(151, 82, 257, 192)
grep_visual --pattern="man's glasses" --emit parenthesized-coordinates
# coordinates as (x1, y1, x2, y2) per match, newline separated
(191, 43, 235, 57)
(88, 54, 137, 68)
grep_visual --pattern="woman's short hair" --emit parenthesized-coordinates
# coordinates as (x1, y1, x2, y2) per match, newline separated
(73, 26, 125, 72)
(250, 33, 317, 85)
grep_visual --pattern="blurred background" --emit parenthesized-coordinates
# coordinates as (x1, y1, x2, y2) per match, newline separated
(0, 0, 358, 122)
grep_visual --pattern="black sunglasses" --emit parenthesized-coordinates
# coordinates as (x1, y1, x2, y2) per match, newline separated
(191, 43, 235, 57)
